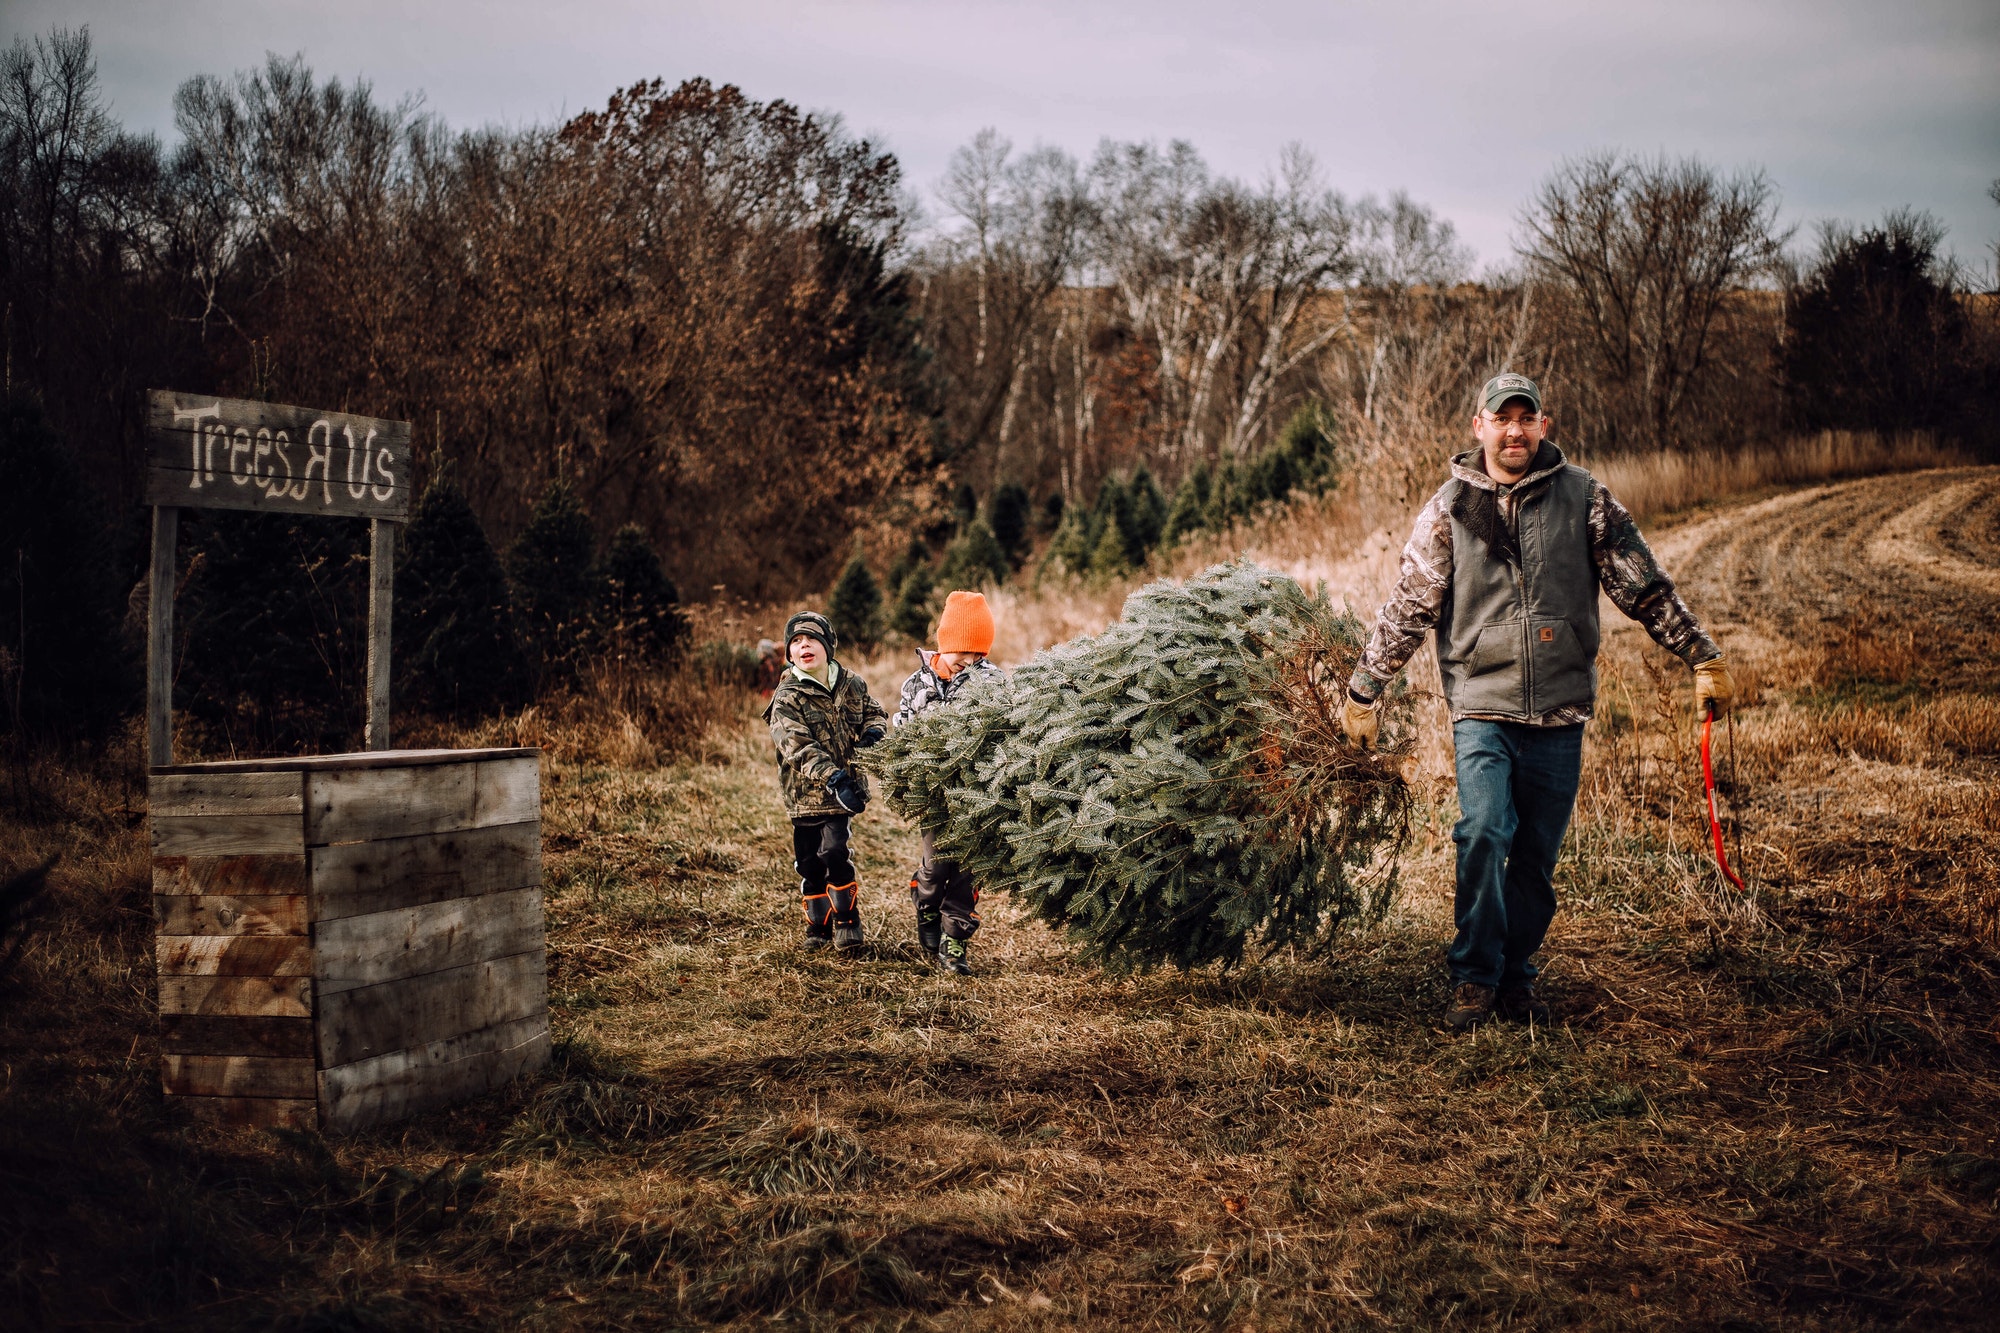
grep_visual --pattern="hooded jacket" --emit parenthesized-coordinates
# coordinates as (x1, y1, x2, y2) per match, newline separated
(892, 649, 1005, 728)
(764, 661, 889, 820)
(1350, 443, 1719, 724)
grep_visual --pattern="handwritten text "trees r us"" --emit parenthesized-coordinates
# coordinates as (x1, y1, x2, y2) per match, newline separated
(172, 402, 397, 506)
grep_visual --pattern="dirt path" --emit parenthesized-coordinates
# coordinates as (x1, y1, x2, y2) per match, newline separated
(1647, 465, 2000, 687)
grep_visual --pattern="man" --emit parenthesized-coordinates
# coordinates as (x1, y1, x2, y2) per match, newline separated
(1342, 373, 1733, 1032)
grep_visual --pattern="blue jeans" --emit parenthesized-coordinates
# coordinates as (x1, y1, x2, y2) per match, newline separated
(1449, 720, 1584, 989)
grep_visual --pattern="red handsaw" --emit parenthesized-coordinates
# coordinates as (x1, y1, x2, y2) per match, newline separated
(1700, 707, 1745, 891)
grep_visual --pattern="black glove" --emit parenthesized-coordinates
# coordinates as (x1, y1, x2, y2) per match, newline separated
(855, 725, 886, 749)
(826, 768, 867, 814)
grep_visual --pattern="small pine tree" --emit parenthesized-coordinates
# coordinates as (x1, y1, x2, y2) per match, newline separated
(885, 535, 926, 603)
(950, 481, 980, 530)
(1036, 492, 1065, 536)
(889, 559, 938, 642)
(1039, 503, 1094, 579)
(873, 563, 1413, 972)
(597, 524, 688, 667)
(987, 481, 1031, 565)
(1249, 443, 1297, 506)
(940, 520, 1010, 588)
(1126, 464, 1167, 560)
(1088, 516, 1129, 577)
(397, 470, 530, 717)
(1091, 476, 1131, 568)
(1278, 403, 1339, 492)
(508, 480, 602, 688)
(177, 510, 367, 752)
(1162, 462, 1212, 544)
(828, 549, 883, 649)
(1208, 459, 1245, 528)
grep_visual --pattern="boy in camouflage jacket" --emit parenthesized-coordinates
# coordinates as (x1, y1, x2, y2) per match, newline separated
(892, 591, 1003, 975)
(765, 610, 888, 951)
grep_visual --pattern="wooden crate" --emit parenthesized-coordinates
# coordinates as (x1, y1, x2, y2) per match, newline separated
(150, 748, 549, 1132)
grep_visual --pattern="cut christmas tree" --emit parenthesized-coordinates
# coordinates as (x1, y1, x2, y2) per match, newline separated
(871, 562, 1413, 971)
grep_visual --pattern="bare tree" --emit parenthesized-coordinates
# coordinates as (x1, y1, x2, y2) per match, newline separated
(1089, 140, 1354, 464)
(1519, 151, 1787, 448)
(924, 130, 1092, 476)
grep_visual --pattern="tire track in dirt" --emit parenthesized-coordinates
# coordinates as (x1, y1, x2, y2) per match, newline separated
(1646, 465, 2000, 688)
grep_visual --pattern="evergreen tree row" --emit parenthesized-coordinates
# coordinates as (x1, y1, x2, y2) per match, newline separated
(1043, 404, 1341, 580)
(398, 475, 688, 717)
(829, 406, 1339, 650)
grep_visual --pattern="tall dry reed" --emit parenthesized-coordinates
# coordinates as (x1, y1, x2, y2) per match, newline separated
(1581, 430, 1969, 522)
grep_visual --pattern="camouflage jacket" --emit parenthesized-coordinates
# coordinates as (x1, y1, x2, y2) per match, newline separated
(1350, 446, 1720, 725)
(892, 650, 1006, 728)
(764, 663, 889, 820)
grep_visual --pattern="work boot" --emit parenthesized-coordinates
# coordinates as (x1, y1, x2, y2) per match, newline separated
(833, 917, 866, 952)
(1443, 982, 1496, 1033)
(801, 925, 833, 952)
(936, 936, 971, 976)
(1497, 982, 1551, 1025)
(916, 905, 943, 956)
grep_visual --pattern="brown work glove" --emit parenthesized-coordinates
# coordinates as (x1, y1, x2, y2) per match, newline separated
(1340, 690, 1380, 748)
(1693, 655, 1735, 719)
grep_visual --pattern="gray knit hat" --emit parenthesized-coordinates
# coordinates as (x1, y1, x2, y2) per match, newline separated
(784, 610, 836, 655)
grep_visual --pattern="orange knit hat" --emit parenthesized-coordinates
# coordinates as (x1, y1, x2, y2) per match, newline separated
(935, 590, 996, 654)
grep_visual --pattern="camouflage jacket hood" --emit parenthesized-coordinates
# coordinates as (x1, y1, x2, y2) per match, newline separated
(892, 650, 1005, 728)
(764, 662, 889, 820)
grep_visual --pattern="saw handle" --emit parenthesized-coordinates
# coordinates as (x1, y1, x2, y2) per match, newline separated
(1701, 707, 1746, 891)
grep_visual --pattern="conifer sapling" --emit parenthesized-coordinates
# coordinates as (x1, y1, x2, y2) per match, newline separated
(871, 562, 1412, 972)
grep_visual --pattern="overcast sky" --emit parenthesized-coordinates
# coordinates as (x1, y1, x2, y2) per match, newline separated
(11, 0, 1999, 273)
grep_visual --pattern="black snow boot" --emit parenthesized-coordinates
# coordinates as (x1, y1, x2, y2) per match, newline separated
(936, 936, 971, 976)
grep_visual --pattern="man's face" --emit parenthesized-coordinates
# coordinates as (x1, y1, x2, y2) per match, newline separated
(789, 634, 825, 670)
(1472, 397, 1548, 480)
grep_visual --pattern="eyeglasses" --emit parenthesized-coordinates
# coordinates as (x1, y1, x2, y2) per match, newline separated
(1483, 412, 1544, 431)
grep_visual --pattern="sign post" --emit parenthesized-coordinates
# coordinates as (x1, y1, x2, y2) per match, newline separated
(143, 390, 414, 763)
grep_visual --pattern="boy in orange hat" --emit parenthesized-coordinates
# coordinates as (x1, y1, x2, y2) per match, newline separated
(892, 590, 1003, 974)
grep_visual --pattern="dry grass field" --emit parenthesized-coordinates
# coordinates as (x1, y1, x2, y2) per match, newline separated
(2, 464, 1998, 1330)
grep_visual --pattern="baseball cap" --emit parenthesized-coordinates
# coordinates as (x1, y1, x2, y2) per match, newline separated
(1480, 373, 1542, 415)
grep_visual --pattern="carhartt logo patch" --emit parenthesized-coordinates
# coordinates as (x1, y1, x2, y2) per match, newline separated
(1539, 626, 1555, 642)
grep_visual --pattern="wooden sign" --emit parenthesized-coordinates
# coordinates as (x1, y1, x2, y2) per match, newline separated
(145, 390, 413, 522)
(145, 388, 409, 769)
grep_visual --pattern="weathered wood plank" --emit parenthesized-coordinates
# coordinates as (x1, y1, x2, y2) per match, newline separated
(153, 854, 310, 896)
(316, 887, 544, 994)
(158, 974, 312, 1019)
(178, 1096, 319, 1130)
(152, 814, 303, 857)
(154, 893, 307, 936)
(157, 935, 312, 977)
(366, 520, 394, 750)
(150, 771, 302, 817)
(316, 950, 547, 1068)
(151, 747, 537, 775)
(473, 756, 540, 828)
(306, 763, 473, 845)
(160, 1013, 315, 1059)
(147, 506, 176, 769)
(309, 822, 541, 921)
(162, 1054, 316, 1099)
(145, 390, 412, 522)
(319, 1014, 551, 1134)
(306, 756, 539, 845)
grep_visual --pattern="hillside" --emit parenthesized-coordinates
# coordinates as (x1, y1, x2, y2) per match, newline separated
(2, 469, 1998, 1328)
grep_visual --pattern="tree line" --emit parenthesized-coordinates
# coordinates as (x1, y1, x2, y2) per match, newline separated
(4, 25, 1996, 745)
